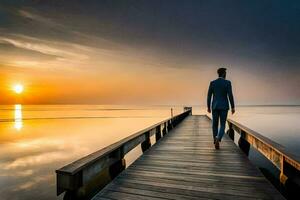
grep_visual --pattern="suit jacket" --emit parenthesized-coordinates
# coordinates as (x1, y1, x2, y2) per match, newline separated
(207, 78, 235, 110)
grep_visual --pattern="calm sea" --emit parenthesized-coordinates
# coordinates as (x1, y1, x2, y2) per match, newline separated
(0, 105, 299, 200)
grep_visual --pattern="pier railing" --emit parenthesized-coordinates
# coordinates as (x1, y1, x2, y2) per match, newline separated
(56, 108, 192, 198)
(226, 118, 300, 186)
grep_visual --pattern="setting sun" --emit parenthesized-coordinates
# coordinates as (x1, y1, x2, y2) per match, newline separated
(13, 84, 24, 94)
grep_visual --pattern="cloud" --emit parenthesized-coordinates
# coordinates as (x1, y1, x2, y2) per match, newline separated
(0, 31, 180, 73)
(0, 7, 194, 72)
(18, 9, 65, 29)
(0, 42, 60, 60)
(0, 35, 89, 60)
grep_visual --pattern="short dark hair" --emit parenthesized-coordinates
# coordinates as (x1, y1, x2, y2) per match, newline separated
(217, 67, 227, 76)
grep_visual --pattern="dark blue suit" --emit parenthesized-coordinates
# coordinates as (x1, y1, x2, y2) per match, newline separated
(207, 78, 235, 141)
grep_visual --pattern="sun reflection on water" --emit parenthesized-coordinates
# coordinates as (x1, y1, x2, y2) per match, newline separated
(14, 104, 23, 131)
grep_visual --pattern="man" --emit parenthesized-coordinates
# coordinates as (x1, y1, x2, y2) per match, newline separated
(207, 68, 235, 149)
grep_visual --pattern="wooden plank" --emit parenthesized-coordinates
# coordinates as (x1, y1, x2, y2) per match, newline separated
(101, 186, 212, 200)
(114, 176, 272, 198)
(92, 115, 285, 200)
(101, 182, 259, 200)
(97, 190, 168, 200)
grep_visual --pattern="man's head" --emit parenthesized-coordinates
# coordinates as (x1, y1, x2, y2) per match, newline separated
(217, 67, 227, 78)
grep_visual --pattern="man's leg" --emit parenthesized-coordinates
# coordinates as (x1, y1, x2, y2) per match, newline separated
(212, 109, 219, 140)
(217, 109, 228, 141)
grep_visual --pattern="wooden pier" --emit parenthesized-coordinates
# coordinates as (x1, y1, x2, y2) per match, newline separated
(56, 108, 299, 199)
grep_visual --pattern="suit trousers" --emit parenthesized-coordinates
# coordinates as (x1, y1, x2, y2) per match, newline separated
(212, 109, 228, 141)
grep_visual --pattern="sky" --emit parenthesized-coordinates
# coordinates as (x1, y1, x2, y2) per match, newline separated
(0, 0, 299, 105)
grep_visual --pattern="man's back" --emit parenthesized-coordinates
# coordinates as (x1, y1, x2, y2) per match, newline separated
(207, 67, 235, 149)
(207, 78, 234, 110)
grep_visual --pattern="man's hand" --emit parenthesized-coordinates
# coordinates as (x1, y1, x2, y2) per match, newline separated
(207, 108, 211, 113)
(231, 108, 235, 114)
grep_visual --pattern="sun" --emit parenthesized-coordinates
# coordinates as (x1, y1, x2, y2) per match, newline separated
(13, 84, 24, 94)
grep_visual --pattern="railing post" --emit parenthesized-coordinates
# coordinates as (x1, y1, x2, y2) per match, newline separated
(227, 123, 234, 141)
(141, 131, 151, 152)
(62, 174, 83, 200)
(279, 157, 300, 197)
(238, 131, 250, 156)
(280, 155, 288, 186)
(109, 147, 126, 179)
(109, 159, 126, 179)
(167, 120, 173, 131)
(155, 126, 162, 142)
(162, 122, 168, 136)
(175, 116, 179, 126)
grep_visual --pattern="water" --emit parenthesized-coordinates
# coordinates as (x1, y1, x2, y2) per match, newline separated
(0, 105, 299, 200)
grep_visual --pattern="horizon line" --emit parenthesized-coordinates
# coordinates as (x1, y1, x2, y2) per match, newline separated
(0, 103, 299, 107)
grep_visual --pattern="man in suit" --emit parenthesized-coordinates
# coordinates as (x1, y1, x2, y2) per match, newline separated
(207, 68, 235, 149)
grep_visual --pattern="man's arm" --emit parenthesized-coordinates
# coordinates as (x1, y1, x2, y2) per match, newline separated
(228, 81, 235, 113)
(207, 82, 213, 113)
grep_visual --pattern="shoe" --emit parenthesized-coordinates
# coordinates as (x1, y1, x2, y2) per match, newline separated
(214, 136, 218, 144)
(215, 139, 220, 150)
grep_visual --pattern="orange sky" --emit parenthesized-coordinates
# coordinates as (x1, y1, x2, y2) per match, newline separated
(0, 33, 298, 105)
(0, 1, 299, 105)
(0, 60, 208, 104)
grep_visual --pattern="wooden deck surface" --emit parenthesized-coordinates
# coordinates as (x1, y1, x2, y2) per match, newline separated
(92, 115, 285, 200)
